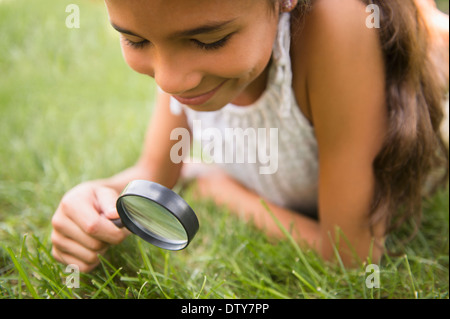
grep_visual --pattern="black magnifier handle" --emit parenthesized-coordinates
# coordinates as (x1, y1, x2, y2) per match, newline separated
(111, 218, 124, 228)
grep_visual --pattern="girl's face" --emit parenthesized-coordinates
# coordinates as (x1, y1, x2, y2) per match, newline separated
(105, 0, 279, 111)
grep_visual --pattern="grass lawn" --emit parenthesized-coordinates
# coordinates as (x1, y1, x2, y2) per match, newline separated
(0, 0, 448, 299)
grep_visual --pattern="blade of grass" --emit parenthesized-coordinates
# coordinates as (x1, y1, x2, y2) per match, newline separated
(403, 255, 418, 299)
(137, 240, 170, 299)
(291, 270, 311, 298)
(261, 200, 321, 285)
(91, 267, 123, 299)
(163, 250, 170, 287)
(195, 275, 207, 299)
(138, 281, 149, 299)
(5, 246, 41, 299)
(97, 254, 124, 297)
(327, 231, 355, 298)
(292, 270, 319, 298)
(24, 236, 75, 299)
(203, 279, 227, 299)
(242, 279, 291, 299)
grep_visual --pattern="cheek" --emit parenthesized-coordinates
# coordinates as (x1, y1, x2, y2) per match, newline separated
(213, 37, 274, 80)
(120, 44, 153, 76)
(197, 35, 271, 78)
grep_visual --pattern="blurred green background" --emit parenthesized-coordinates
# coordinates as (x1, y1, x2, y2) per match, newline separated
(0, 0, 155, 237)
(436, 0, 449, 13)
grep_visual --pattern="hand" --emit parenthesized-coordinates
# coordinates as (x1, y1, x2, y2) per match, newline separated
(51, 182, 130, 272)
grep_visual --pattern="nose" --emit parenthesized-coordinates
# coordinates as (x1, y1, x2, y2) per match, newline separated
(153, 50, 203, 96)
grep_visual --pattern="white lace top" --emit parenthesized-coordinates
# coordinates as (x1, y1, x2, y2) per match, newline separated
(170, 13, 319, 217)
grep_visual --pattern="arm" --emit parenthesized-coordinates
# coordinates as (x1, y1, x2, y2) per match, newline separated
(195, 170, 321, 248)
(301, 0, 388, 266)
(51, 91, 189, 272)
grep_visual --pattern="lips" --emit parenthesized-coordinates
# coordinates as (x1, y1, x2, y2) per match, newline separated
(173, 81, 226, 106)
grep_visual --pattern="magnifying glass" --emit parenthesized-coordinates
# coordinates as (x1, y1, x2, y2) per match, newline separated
(111, 180, 199, 250)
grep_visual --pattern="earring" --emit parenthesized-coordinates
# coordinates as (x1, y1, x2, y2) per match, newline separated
(280, 0, 298, 12)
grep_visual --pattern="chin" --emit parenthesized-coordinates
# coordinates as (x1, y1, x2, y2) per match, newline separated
(185, 102, 227, 112)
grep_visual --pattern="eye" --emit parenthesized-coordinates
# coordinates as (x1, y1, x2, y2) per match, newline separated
(191, 33, 233, 51)
(123, 37, 150, 50)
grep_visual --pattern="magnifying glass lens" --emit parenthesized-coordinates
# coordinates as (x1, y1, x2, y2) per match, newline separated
(121, 196, 188, 245)
(115, 180, 199, 250)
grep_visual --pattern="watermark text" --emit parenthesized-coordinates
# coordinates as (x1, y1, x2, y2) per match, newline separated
(365, 264, 380, 289)
(65, 4, 80, 29)
(170, 120, 279, 175)
(65, 264, 80, 288)
(366, 4, 380, 29)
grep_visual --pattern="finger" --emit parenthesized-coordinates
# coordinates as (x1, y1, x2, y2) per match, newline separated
(52, 230, 108, 266)
(52, 213, 108, 252)
(52, 246, 100, 273)
(64, 195, 128, 245)
(94, 187, 120, 220)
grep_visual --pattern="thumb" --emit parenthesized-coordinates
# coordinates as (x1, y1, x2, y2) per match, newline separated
(95, 186, 120, 220)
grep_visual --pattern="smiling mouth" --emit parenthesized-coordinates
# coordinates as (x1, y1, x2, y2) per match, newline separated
(173, 81, 227, 106)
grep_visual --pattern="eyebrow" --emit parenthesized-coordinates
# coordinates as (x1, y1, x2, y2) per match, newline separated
(171, 19, 237, 37)
(110, 19, 236, 39)
(111, 23, 144, 38)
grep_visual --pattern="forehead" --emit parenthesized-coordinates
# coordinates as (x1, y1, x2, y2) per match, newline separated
(105, 0, 269, 37)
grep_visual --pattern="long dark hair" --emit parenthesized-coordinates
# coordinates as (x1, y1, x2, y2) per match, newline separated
(291, 0, 449, 238)
(361, 0, 448, 238)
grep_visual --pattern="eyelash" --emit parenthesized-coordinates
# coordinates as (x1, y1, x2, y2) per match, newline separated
(123, 38, 149, 49)
(191, 34, 232, 51)
(123, 34, 232, 51)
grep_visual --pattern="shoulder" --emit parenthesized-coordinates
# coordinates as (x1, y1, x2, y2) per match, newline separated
(290, 0, 387, 156)
(291, 0, 382, 76)
(297, 0, 383, 76)
(290, 0, 385, 126)
(293, 0, 375, 43)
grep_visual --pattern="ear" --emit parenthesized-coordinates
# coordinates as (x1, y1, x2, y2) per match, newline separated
(280, 0, 299, 13)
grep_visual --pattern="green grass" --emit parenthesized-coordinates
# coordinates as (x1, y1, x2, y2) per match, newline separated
(436, 0, 449, 14)
(0, 0, 448, 299)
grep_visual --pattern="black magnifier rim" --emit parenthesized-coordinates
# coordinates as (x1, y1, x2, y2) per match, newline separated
(116, 180, 199, 250)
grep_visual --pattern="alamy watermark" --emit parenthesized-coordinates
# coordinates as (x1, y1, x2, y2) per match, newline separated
(365, 264, 380, 289)
(64, 3, 380, 30)
(65, 4, 80, 29)
(170, 120, 279, 175)
(64, 264, 80, 289)
(366, 4, 381, 29)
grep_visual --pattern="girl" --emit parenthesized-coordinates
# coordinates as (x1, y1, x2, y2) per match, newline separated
(51, 0, 449, 273)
